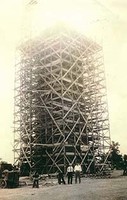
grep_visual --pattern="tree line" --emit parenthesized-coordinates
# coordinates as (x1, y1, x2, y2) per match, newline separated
(109, 141, 127, 174)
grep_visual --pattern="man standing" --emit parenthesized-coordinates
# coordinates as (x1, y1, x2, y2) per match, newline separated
(67, 164, 73, 184)
(32, 171, 39, 188)
(74, 163, 82, 184)
(57, 171, 66, 184)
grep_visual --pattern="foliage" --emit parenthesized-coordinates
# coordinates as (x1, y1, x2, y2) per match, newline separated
(0, 161, 8, 164)
(109, 141, 123, 169)
(110, 141, 120, 154)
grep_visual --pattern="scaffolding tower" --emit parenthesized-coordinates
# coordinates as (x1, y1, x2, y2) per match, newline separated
(14, 25, 111, 175)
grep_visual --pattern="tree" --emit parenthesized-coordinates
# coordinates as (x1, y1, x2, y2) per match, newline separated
(110, 141, 120, 154)
(109, 141, 123, 169)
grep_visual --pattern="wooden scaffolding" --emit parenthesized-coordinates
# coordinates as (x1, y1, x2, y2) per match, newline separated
(14, 26, 111, 175)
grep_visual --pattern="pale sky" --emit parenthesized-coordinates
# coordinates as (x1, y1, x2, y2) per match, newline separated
(0, 0, 127, 163)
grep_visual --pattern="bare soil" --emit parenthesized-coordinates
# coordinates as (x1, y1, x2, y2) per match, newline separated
(0, 175, 127, 200)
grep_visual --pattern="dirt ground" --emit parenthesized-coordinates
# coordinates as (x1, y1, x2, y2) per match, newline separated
(0, 175, 127, 200)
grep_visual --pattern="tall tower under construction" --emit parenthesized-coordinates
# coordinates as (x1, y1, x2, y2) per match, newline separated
(14, 25, 110, 175)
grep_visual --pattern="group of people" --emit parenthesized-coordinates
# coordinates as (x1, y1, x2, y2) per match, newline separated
(58, 163, 82, 185)
(32, 163, 82, 188)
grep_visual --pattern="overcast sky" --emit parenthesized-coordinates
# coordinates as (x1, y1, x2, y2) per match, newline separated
(0, 0, 127, 163)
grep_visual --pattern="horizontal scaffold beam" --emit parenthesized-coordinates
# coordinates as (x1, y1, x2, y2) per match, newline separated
(14, 25, 111, 175)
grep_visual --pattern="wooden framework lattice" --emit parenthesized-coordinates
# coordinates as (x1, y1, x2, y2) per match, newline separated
(14, 26, 111, 175)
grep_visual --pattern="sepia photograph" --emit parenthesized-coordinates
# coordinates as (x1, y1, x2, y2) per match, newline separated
(0, 0, 127, 199)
